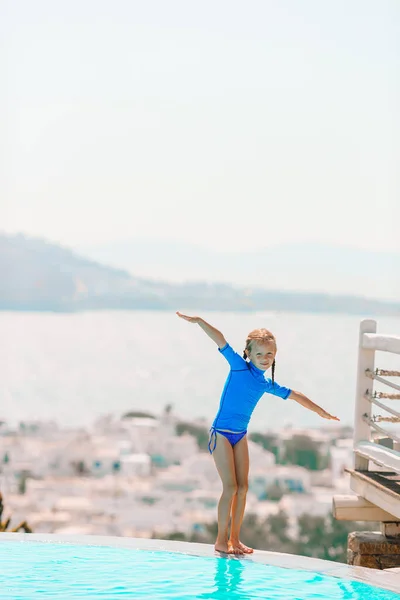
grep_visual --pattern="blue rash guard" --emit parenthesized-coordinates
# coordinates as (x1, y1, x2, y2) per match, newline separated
(211, 343, 291, 433)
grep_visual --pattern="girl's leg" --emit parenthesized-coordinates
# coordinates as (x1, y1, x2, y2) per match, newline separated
(211, 432, 238, 553)
(230, 435, 253, 553)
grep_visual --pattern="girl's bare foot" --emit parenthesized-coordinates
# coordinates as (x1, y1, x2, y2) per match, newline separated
(214, 539, 232, 554)
(228, 540, 245, 555)
(229, 538, 253, 554)
(238, 541, 253, 554)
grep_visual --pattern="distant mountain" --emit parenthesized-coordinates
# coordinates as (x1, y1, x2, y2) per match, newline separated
(1, 233, 399, 316)
(0, 233, 166, 311)
(77, 239, 400, 301)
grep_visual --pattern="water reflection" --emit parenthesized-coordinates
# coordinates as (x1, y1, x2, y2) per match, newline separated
(197, 557, 373, 600)
(199, 556, 249, 599)
(336, 580, 363, 600)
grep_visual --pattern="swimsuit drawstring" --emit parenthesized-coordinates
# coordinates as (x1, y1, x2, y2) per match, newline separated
(208, 428, 217, 454)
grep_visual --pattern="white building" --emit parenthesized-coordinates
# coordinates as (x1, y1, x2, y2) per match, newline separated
(330, 438, 354, 480)
(248, 440, 276, 469)
(120, 453, 151, 477)
(279, 490, 334, 519)
(250, 465, 311, 500)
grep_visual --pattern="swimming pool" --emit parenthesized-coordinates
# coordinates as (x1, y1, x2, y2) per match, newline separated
(1, 535, 399, 599)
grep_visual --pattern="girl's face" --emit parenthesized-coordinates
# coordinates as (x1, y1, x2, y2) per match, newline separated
(247, 340, 276, 371)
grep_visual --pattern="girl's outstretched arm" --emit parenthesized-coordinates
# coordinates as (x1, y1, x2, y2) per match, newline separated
(176, 312, 227, 348)
(289, 390, 340, 421)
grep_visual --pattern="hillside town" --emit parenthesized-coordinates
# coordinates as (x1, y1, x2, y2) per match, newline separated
(0, 407, 356, 542)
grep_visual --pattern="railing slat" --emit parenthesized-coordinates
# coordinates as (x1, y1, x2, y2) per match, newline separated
(362, 333, 400, 355)
(365, 393, 400, 419)
(350, 321, 400, 518)
(366, 371, 400, 392)
(362, 416, 400, 446)
(355, 440, 400, 473)
(354, 321, 377, 469)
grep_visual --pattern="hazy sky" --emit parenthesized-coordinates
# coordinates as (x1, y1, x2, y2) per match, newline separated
(2, 0, 399, 253)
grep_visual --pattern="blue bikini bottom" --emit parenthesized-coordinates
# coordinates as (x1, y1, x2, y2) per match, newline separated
(208, 428, 247, 454)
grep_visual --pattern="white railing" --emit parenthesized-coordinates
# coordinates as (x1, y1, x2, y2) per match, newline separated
(353, 320, 400, 472)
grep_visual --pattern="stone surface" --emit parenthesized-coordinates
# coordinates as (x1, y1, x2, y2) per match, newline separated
(348, 531, 400, 555)
(382, 522, 400, 539)
(352, 554, 380, 569)
(380, 555, 400, 569)
(348, 531, 400, 569)
(351, 554, 400, 569)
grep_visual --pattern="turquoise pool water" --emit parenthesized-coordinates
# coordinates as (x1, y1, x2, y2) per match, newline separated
(0, 541, 398, 599)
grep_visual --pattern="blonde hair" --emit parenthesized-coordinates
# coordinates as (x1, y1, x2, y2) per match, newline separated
(242, 328, 277, 383)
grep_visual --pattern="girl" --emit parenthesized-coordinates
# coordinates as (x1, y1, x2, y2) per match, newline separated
(176, 312, 339, 555)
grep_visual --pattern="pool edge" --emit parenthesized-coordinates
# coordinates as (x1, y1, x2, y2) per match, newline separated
(1, 532, 399, 595)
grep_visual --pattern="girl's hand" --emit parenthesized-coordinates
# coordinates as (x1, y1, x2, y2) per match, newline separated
(176, 311, 202, 324)
(319, 409, 340, 421)
(176, 312, 226, 347)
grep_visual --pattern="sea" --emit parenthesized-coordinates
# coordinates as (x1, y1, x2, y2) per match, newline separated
(1, 310, 399, 432)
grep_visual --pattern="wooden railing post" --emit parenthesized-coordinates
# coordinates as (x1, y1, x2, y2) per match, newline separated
(354, 320, 377, 470)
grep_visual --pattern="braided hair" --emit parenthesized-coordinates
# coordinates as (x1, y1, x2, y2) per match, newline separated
(243, 328, 277, 384)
